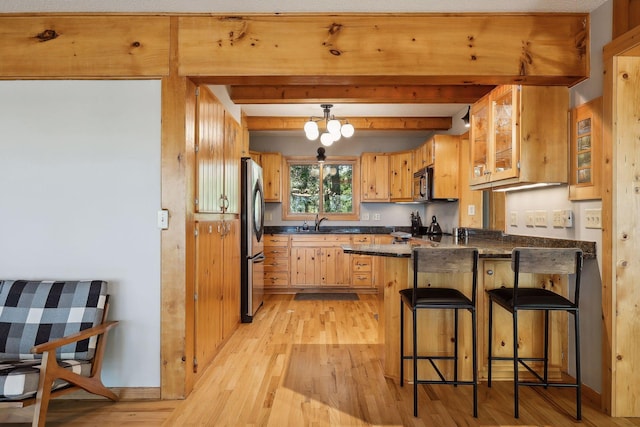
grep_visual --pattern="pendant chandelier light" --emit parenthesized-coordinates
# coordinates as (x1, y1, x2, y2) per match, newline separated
(303, 104, 355, 146)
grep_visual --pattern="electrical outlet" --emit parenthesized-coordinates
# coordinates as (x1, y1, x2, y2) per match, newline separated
(373, 213, 381, 221)
(525, 211, 535, 227)
(468, 204, 476, 216)
(362, 212, 370, 221)
(585, 208, 602, 229)
(534, 210, 548, 227)
(563, 210, 574, 228)
(510, 211, 518, 227)
(552, 210, 564, 227)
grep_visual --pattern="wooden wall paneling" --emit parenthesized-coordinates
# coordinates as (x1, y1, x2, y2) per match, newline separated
(196, 86, 225, 213)
(613, 0, 640, 39)
(224, 112, 241, 214)
(612, 55, 640, 417)
(177, 15, 588, 85)
(160, 16, 196, 399)
(0, 16, 170, 78)
(603, 25, 640, 416)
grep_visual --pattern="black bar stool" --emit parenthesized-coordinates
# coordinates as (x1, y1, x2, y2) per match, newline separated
(400, 247, 479, 417)
(487, 247, 583, 419)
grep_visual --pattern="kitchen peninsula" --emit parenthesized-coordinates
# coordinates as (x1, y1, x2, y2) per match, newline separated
(342, 229, 596, 382)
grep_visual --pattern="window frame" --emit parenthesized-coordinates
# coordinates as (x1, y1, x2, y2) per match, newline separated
(282, 156, 360, 221)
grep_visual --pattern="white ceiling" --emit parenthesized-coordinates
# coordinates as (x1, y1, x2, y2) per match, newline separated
(0, 0, 608, 13)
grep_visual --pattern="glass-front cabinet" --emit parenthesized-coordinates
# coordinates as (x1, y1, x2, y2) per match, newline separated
(469, 85, 568, 190)
(569, 97, 602, 200)
(470, 85, 519, 186)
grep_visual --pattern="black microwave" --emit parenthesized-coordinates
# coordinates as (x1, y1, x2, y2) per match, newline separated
(412, 167, 431, 202)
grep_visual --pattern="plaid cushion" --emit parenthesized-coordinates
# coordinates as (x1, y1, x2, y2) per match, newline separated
(0, 359, 92, 400)
(0, 280, 108, 361)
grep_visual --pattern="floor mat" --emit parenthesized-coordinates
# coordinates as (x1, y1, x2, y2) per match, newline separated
(294, 292, 359, 301)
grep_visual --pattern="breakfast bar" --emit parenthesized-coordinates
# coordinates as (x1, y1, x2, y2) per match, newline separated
(342, 231, 596, 382)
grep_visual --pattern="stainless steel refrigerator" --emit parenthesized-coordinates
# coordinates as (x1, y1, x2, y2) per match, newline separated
(240, 158, 265, 323)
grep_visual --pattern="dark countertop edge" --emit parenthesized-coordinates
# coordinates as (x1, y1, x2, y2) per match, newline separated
(264, 225, 407, 235)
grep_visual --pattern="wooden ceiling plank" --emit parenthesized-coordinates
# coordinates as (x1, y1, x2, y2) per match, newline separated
(228, 85, 494, 104)
(245, 116, 452, 131)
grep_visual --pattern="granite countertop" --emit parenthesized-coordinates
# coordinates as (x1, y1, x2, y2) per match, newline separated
(341, 231, 596, 259)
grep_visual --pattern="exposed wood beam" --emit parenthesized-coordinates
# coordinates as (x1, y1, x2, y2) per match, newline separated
(228, 85, 494, 104)
(245, 116, 451, 131)
(179, 14, 588, 86)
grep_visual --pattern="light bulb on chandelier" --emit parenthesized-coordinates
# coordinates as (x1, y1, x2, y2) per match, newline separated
(304, 104, 355, 146)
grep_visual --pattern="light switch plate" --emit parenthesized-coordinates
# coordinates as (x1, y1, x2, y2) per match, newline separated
(157, 209, 169, 229)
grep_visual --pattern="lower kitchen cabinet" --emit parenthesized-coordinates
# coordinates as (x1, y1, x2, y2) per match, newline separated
(351, 235, 374, 288)
(264, 234, 290, 288)
(290, 234, 351, 287)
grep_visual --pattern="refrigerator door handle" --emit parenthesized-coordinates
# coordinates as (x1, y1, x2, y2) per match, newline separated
(252, 253, 266, 263)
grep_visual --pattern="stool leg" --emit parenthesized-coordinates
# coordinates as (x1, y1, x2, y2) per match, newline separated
(513, 308, 519, 419)
(543, 310, 549, 387)
(575, 310, 582, 420)
(413, 307, 418, 417)
(488, 299, 493, 387)
(400, 300, 404, 387)
(472, 307, 478, 418)
(454, 308, 459, 386)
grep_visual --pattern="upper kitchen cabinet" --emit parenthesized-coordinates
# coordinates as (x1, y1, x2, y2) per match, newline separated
(248, 151, 282, 202)
(361, 152, 390, 202)
(389, 150, 413, 202)
(469, 85, 569, 190)
(569, 97, 602, 200)
(195, 85, 241, 214)
(430, 135, 460, 199)
(412, 138, 434, 172)
(260, 152, 283, 202)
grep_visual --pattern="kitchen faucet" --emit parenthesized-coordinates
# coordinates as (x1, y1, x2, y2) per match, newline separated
(315, 214, 328, 231)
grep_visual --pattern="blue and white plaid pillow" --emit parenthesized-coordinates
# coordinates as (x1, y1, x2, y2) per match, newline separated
(0, 280, 108, 361)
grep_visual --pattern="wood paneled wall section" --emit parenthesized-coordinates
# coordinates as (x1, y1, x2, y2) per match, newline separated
(613, 0, 640, 38)
(602, 25, 640, 417)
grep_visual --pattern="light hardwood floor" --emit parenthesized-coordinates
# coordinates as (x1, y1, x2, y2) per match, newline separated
(2, 294, 640, 426)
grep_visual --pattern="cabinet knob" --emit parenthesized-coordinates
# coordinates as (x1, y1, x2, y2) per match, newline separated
(486, 269, 494, 276)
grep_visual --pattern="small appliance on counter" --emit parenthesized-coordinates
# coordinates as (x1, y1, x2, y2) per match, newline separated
(410, 212, 423, 236)
(427, 215, 443, 235)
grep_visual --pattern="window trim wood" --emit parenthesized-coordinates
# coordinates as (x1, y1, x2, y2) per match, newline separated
(282, 156, 360, 221)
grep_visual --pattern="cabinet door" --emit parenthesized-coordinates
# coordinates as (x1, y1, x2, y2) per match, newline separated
(194, 221, 224, 375)
(291, 247, 321, 286)
(196, 87, 225, 213)
(224, 113, 241, 214)
(469, 94, 490, 185)
(261, 152, 282, 202)
(222, 219, 240, 339)
(389, 151, 412, 201)
(361, 152, 390, 202)
(569, 97, 602, 200)
(432, 135, 460, 199)
(320, 247, 351, 286)
(489, 85, 519, 182)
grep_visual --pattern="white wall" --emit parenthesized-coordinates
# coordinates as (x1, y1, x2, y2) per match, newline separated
(0, 80, 162, 387)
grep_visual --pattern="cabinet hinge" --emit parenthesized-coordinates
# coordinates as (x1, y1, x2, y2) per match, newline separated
(194, 292, 198, 301)
(193, 356, 198, 370)
(194, 144, 199, 153)
(194, 198, 199, 207)
(195, 87, 200, 97)
(194, 228, 199, 237)
(516, 161, 521, 170)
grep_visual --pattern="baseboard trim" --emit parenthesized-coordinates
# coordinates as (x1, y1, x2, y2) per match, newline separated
(57, 387, 161, 401)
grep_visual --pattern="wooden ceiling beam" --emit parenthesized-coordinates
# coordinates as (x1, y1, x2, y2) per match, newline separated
(228, 85, 494, 104)
(245, 116, 451, 131)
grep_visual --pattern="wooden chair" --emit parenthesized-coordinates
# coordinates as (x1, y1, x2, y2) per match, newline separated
(487, 247, 583, 419)
(400, 247, 479, 417)
(0, 280, 119, 427)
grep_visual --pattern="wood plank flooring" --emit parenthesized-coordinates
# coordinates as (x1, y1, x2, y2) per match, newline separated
(2, 294, 640, 426)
